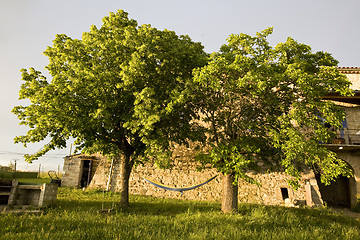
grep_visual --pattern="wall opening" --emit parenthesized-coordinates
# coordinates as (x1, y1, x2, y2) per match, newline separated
(0, 180, 12, 205)
(80, 160, 92, 188)
(315, 173, 351, 208)
(280, 188, 289, 200)
(0, 195, 8, 205)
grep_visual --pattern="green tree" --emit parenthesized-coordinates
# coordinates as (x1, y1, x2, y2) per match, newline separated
(12, 10, 206, 207)
(193, 28, 353, 213)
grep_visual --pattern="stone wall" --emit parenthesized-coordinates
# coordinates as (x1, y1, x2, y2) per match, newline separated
(88, 155, 114, 190)
(62, 154, 99, 188)
(84, 154, 316, 206)
(337, 151, 360, 196)
(62, 155, 83, 187)
(129, 160, 221, 201)
(343, 72, 360, 91)
(345, 107, 360, 130)
(344, 107, 360, 145)
(7, 181, 58, 208)
(39, 183, 58, 207)
(339, 67, 360, 91)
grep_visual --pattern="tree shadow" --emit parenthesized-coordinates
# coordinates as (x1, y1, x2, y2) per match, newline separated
(53, 196, 221, 217)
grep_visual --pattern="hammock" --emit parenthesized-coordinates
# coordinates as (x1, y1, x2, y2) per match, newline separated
(142, 175, 217, 196)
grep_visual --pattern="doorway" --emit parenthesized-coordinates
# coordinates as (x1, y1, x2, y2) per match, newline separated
(315, 173, 353, 208)
(80, 160, 92, 188)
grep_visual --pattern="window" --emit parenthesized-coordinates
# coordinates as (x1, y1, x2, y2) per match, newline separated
(281, 188, 289, 200)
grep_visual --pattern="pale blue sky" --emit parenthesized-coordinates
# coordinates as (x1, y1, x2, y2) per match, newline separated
(1, 0, 359, 171)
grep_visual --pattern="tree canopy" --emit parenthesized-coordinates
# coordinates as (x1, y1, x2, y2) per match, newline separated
(193, 28, 353, 212)
(13, 12, 354, 211)
(12, 10, 207, 206)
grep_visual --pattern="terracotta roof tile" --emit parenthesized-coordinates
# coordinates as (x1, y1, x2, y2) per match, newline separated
(338, 67, 360, 73)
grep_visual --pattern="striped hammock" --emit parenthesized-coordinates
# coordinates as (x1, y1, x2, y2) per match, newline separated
(142, 175, 217, 196)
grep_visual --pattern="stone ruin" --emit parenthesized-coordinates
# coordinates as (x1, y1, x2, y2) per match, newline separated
(0, 179, 58, 211)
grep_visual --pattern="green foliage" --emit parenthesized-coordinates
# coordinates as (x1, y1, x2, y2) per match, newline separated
(12, 10, 206, 166)
(0, 169, 14, 179)
(353, 199, 360, 213)
(1, 188, 359, 239)
(193, 27, 353, 186)
(0, 170, 38, 180)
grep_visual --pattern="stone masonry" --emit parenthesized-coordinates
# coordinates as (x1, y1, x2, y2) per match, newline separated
(80, 153, 318, 206)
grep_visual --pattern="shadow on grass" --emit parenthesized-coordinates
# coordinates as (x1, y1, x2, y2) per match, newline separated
(127, 200, 220, 216)
(55, 188, 221, 216)
(54, 195, 221, 217)
(3, 192, 360, 240)
(55, 192, 359, 225)
(237, 203, 360, 232)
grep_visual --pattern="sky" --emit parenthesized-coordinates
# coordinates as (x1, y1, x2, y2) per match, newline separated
(1, 0, 360, 172)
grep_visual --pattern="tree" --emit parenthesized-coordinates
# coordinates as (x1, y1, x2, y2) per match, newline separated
(12, 10, 206, 207)
(193, 28, 353, 213)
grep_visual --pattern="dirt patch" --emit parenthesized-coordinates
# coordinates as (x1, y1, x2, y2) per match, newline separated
(331, 207, 360, 219)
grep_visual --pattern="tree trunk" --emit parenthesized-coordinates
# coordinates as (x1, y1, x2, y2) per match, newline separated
(221, 173, 238, 213)
(119, 151, 133, 207)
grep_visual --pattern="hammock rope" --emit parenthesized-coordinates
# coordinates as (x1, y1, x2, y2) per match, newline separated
(142, 175, 217, 196)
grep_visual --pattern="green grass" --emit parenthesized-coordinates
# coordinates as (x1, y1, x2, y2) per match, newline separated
(1, 188, 360, 240)
(0, 171, 54, 184)
(0, 169, 15, 179)
(15, 177, 52, 185)
(0, 170, 38, 179)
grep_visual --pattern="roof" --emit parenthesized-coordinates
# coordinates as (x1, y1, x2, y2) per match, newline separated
(320, 67, 360, 104)
(338, 67, 360, 74)
(322, 90, 360, 105)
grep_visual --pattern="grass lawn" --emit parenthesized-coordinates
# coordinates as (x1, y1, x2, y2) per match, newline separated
(1, 187, 359, 240)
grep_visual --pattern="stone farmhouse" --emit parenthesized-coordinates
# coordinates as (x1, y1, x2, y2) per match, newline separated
(62, 67, 360, 208)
